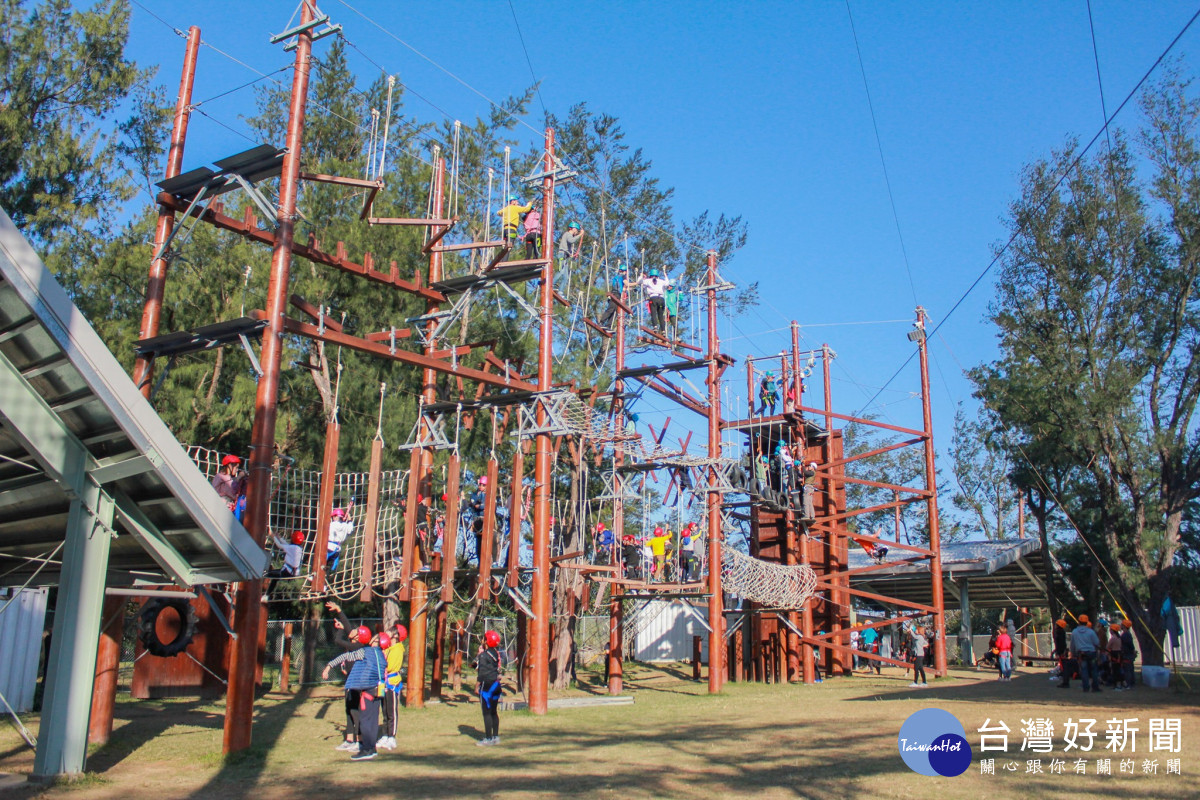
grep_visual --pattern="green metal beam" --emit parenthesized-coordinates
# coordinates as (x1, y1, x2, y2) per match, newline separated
(111, 490, 194, 586)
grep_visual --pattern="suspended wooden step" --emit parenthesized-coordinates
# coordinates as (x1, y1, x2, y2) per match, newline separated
(430, 240, 505, 253)
(366, 217, 456, 226)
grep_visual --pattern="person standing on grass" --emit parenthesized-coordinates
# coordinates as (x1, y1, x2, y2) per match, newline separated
(323, 632, 388, 761)
(1106, 623, 1123, 688)
(475, 630, 505, 746)
(909, 627, 929, 687)
(995, 626, 1013, 682)
(379, 624, 407, 751)
(1070, 614, 1101, 693)
(1118, 619, 1137, 690)
(861, 625, 880, 674)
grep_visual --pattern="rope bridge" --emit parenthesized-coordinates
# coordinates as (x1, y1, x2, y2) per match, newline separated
(721, 548, 816, 609)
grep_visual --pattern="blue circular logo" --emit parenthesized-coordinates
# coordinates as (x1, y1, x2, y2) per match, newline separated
(898, 708, 972, 777)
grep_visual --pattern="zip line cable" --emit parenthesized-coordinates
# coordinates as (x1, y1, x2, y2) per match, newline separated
(844, 0, 920, 307)
(850, 2, 1200, 420)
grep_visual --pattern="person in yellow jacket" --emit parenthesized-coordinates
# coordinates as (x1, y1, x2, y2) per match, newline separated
(647, 526, 672, 581)
(378, 624, 407, 751)
(498, 196, 533, 249)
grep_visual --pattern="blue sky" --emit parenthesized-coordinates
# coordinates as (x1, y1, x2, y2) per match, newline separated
(121, 0, 1200, 483)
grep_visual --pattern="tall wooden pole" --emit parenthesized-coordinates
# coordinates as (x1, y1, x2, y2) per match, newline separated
(528, 128, 556, 715)
(225, 1, 315, 754)
(705, 250, 724, 693)
(916, 307, 947, 675)
(406, 155, 447, 709)
(821, 344, 838, 676)
(607, 264, 629, 695)
(133, 26, 200, 398)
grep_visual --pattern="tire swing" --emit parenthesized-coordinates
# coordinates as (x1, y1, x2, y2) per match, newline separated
(138, 597, 198, 658)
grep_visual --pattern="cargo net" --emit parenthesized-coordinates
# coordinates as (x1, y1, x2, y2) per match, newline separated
(189, 446, 407, 601)
(516, 389, 640, 445)
(721, 548, 817, 609)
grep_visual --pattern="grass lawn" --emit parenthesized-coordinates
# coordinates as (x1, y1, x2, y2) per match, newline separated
(1, 663, 1197, 799)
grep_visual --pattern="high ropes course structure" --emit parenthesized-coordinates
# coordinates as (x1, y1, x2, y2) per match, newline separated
(73, 1, 947, 761)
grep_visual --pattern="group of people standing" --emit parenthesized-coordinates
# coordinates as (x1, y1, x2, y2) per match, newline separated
(1054, 614, 1138, 691)
(320, 602, 509, 756)
(593, 521, 702, 583)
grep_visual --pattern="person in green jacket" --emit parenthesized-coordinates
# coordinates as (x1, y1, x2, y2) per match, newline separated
(664, 278, 681, 339)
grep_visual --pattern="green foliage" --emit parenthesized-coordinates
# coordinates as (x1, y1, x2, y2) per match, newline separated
(0, 0, 153, 242)
(972, 67, 1200, 661)
(949, 404, 1018, 540)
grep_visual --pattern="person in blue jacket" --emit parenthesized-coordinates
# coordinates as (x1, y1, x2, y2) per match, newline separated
(324, 631, 389, 761)
(599, 262, 628, 331)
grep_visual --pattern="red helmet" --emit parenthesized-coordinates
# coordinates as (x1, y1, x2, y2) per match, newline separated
(654, 526, 663, 535)
(484, 630, 501, 648)
(479, 476, 488, 487)
(393, 624, 408, 642)
(378, 632, 392, 650)
(221, 454, 241, 466)
(331, 507, 347, 519)
(290, 530, 305, 545)
(596, 522, 607, 531)
(356, 625, 372, 645)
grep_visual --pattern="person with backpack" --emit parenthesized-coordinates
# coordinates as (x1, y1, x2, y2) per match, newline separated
(475, 630, 505, 746)
(211, 454, 246, 521)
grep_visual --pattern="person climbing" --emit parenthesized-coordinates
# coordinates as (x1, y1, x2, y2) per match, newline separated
(556, 221, 584, 263)
(663, 277, 680, 339)
(909, 626, 929, 687)
(801, 462, 818, 520)
(470, 475, 489, 564)
(265, 529, 305, 600)
(326, 506, 354, 573)
(474, 629, 504, 746)
(498, 196, 533, 250)
(995, 625, 1013, 681)
(759, 371, 779, 416)
(522, 203, 542, 259)
(594, 522, 614, 562)
(774, 441, 795, 491)
(379, 624, 407, 750)
(211, 454, 246, 521)
(599, 262, 629, 332)
(638, 267, 669, 332)
(323, 629, 388, 760)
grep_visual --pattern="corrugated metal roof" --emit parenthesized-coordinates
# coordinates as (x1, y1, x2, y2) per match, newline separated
(0, 208, 266, 588)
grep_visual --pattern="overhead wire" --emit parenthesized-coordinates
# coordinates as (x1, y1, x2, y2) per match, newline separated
(844, 0, 919, 307)
(850, 2, 1200, 420)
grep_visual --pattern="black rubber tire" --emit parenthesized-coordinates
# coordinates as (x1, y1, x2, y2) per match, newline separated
(138, 597, 197, 658)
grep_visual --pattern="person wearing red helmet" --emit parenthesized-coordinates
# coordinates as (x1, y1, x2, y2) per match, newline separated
(647, 526, 672, 582)
(211, 454, 246, 520)
(474, 630, 505, 746)
(325, 601, 368, 751)
(324, 628, 388, 760)
(264, 529, 306, 600)
(594, 522, 614, 562)
(379, 624, 408, 750)
(324, 505, 355, 574)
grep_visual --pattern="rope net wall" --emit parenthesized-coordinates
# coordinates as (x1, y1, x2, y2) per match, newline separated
(721, 548, 817, 609)
(189, 446, 407, 600)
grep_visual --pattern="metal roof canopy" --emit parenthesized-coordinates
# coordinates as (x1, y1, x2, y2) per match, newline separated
(847, 538, 1060, 609)
(0, 209, 266, 588)
(0, 207, 267, 779)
